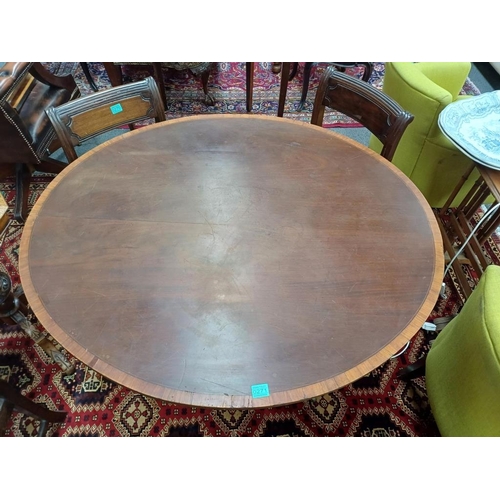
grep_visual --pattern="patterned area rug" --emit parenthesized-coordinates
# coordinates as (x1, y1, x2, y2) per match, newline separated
(42, 62, 482, 127)
(1, 176, 499, 437)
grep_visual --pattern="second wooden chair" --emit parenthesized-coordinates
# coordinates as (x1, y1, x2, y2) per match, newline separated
(46, 76, 166, 163)
(311, 66, 414, 162)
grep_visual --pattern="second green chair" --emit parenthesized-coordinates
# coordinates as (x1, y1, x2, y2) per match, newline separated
(369, 62, 479, 208)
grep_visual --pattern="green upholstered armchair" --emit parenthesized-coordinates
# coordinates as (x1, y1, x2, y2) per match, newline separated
(426, 265, 500, 436)
(369, 62, 478, 208)
(402, 265, 500, 436)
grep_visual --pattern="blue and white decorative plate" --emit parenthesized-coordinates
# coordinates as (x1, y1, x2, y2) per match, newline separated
(438, 90, 500, 170)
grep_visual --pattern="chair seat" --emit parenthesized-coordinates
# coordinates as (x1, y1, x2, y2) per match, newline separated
(18, 81, 73, 158)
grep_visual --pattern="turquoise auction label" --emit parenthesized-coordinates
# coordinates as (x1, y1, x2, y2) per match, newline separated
(251, 383, 270, 398)
(110, 103, 123, 114)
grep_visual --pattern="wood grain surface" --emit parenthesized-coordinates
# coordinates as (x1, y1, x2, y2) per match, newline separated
(19, 115, 443, 408)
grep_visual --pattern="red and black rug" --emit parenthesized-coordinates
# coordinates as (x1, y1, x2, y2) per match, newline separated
(1, 175, 498, 437)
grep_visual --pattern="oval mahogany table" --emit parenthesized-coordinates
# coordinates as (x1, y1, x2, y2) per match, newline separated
(19, 115, 443, 408)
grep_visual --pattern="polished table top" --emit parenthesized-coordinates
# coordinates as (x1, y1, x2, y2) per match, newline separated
(20, 115, 443, 408)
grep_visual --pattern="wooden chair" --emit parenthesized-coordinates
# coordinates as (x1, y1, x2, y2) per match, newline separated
(311, 66, 414, 161)
(0, 62, 80, 222)
(0, 378, 67, 436)
(45, 76, 166, 163)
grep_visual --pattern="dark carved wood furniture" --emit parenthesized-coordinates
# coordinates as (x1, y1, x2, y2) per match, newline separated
(311, 66, 414, 161)
(104, 62, 256, 113)
(246, 62, 254, 112)
(103, 62, 215, 108)
(19, 115, 442, 408)
(292, 62, 373, 112)
(277, 62, 373, 116)
(277, 62, 292, 117)
(0, 62, 79, 222)
(46, 76, 165, 163)
(0, 377, 67, 436)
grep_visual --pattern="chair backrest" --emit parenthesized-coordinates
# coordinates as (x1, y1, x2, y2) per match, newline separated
(311, 66, 414, 161)
(46, 76, 166, 162)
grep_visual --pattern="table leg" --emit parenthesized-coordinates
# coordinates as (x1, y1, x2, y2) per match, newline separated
(478, 208, 500, 244)
(454, 211, 490, 271)
(462, 179, 490, 218)
(437, 218, 474, 298)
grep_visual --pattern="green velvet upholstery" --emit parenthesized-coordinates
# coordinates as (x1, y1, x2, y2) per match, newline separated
(369, 62, 480, 208)
(426, 265, 500, 436)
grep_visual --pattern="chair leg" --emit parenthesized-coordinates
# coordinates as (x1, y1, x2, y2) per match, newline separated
(289, 63, 299, 80)
(297, 62, 314, 111)
(360, 62, 373, 82)
(14, 163, 33, 223)
(246, 62, 254, 113)
(0, 398, 14, 437)
(277, 62, 291, 117)
(38, 158, 68, 175)
(398, 356, 427, 381)
(151, 63, 167, 109)
(80, 63, 99, 92)
(38, 420, 49, 437)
